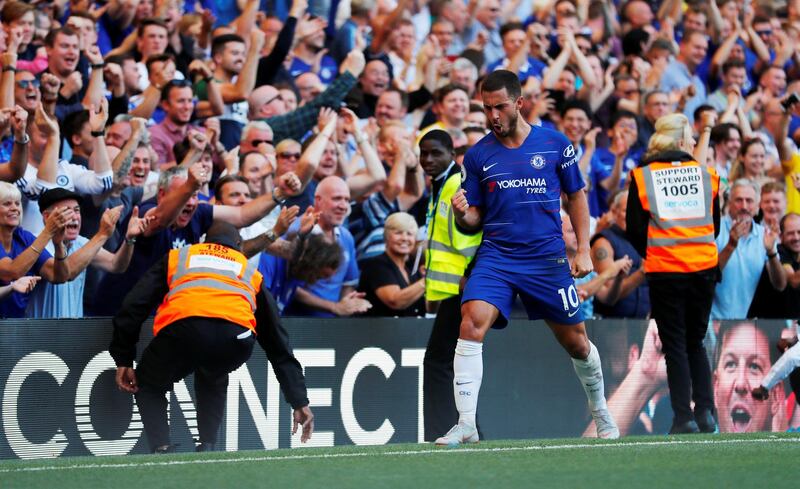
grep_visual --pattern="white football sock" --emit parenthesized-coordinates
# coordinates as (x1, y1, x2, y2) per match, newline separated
(571, 341, 608, 411)
(453, 338, 483, 428)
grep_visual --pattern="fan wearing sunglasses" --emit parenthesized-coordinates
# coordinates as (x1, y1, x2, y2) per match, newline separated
(13, 71, 40, 116)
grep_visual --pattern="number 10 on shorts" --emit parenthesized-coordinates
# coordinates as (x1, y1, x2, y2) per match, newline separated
(557, 285, 580, 311)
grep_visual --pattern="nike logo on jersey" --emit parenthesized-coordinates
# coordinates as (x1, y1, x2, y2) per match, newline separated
(568, 309, 580, 318)
(455, 381, 473, 386)
(482, 163, 499, 172)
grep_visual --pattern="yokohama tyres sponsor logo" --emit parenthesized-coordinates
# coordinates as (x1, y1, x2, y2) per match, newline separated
(496, 177, 546, 189)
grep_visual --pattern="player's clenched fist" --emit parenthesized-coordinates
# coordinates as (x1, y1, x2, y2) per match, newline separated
(451, 189, 469, 216)
(571, 249, 593, 279)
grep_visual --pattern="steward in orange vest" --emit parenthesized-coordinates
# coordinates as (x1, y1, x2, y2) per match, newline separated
(153, 241, 262, 335)
(110, 222, 313, 453)
(626, 146, 721, 436)
(628, 153, 721, 274)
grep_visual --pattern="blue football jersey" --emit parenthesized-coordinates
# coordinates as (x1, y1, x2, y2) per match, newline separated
(462, 126, 585, 259)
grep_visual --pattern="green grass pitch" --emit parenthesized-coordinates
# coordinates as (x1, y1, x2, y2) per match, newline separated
(1, 433, 798, 488)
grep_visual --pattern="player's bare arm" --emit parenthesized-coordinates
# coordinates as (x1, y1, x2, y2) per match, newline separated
(564, 189, 593, 278)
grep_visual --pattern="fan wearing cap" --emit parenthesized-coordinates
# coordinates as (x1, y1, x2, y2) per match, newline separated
(23, 188, 152, 318)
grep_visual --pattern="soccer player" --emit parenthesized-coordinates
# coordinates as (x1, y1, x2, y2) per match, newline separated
(436, 70, 619, 445)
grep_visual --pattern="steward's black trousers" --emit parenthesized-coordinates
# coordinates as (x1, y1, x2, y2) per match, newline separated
(135, 318, 255, 450)
(647, 270, 717, 424)
(422, 296, 462, 441)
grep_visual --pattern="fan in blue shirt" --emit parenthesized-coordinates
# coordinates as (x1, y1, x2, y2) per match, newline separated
(258, 233, 344, 315)
(588, 110, 644, 216)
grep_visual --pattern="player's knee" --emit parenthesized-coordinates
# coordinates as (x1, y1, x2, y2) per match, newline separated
(564, 336, 590, 359)
(459, 318, 486, 342)
(568, 343, 590, 359)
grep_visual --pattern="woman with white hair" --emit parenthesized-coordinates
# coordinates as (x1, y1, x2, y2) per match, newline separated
(626, 113, 722, 434)
(357, 212, 425, 317)
(0, 181, 71, 317)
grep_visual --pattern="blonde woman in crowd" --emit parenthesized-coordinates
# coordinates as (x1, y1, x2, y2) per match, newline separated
(357, 212, 425, 317)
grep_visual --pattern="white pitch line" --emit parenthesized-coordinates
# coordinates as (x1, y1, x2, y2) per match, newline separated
(1, 437, 798, 474)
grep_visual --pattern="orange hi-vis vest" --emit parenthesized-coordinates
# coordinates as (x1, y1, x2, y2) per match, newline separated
(153, 243, 263, 336)
(631, 160, 720, 274)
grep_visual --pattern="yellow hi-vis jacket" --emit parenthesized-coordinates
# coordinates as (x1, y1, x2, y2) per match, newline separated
(425, 171, 482, 301)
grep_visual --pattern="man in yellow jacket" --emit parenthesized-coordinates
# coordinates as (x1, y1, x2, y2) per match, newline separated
(419, 130, 482, 441)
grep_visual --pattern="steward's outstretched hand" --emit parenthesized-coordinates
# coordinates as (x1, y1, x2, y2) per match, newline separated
(116, 367, 138, 393)
(293, 406, 314, 443)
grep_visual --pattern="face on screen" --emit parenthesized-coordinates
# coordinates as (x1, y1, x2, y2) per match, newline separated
(714, 323, 779, 433)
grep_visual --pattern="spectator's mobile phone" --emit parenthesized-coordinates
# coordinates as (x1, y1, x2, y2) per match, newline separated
(782, 92, 800, 110)
(545, 89, 565, 108)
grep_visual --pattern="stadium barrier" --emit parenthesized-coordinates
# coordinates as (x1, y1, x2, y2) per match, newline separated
(1, 317, 796, 459)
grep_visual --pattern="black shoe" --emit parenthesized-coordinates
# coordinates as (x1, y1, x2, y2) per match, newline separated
(153, 444, 177, 454)
(195, 442, 215, 452)
(669, 420, 700, 434)
(695, 410, 717, 433)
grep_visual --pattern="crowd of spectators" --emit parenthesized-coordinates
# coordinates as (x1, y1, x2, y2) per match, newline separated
(1, 0, 800, 323)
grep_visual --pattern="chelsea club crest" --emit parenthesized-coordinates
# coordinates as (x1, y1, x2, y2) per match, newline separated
(530, 154, 546, 169)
